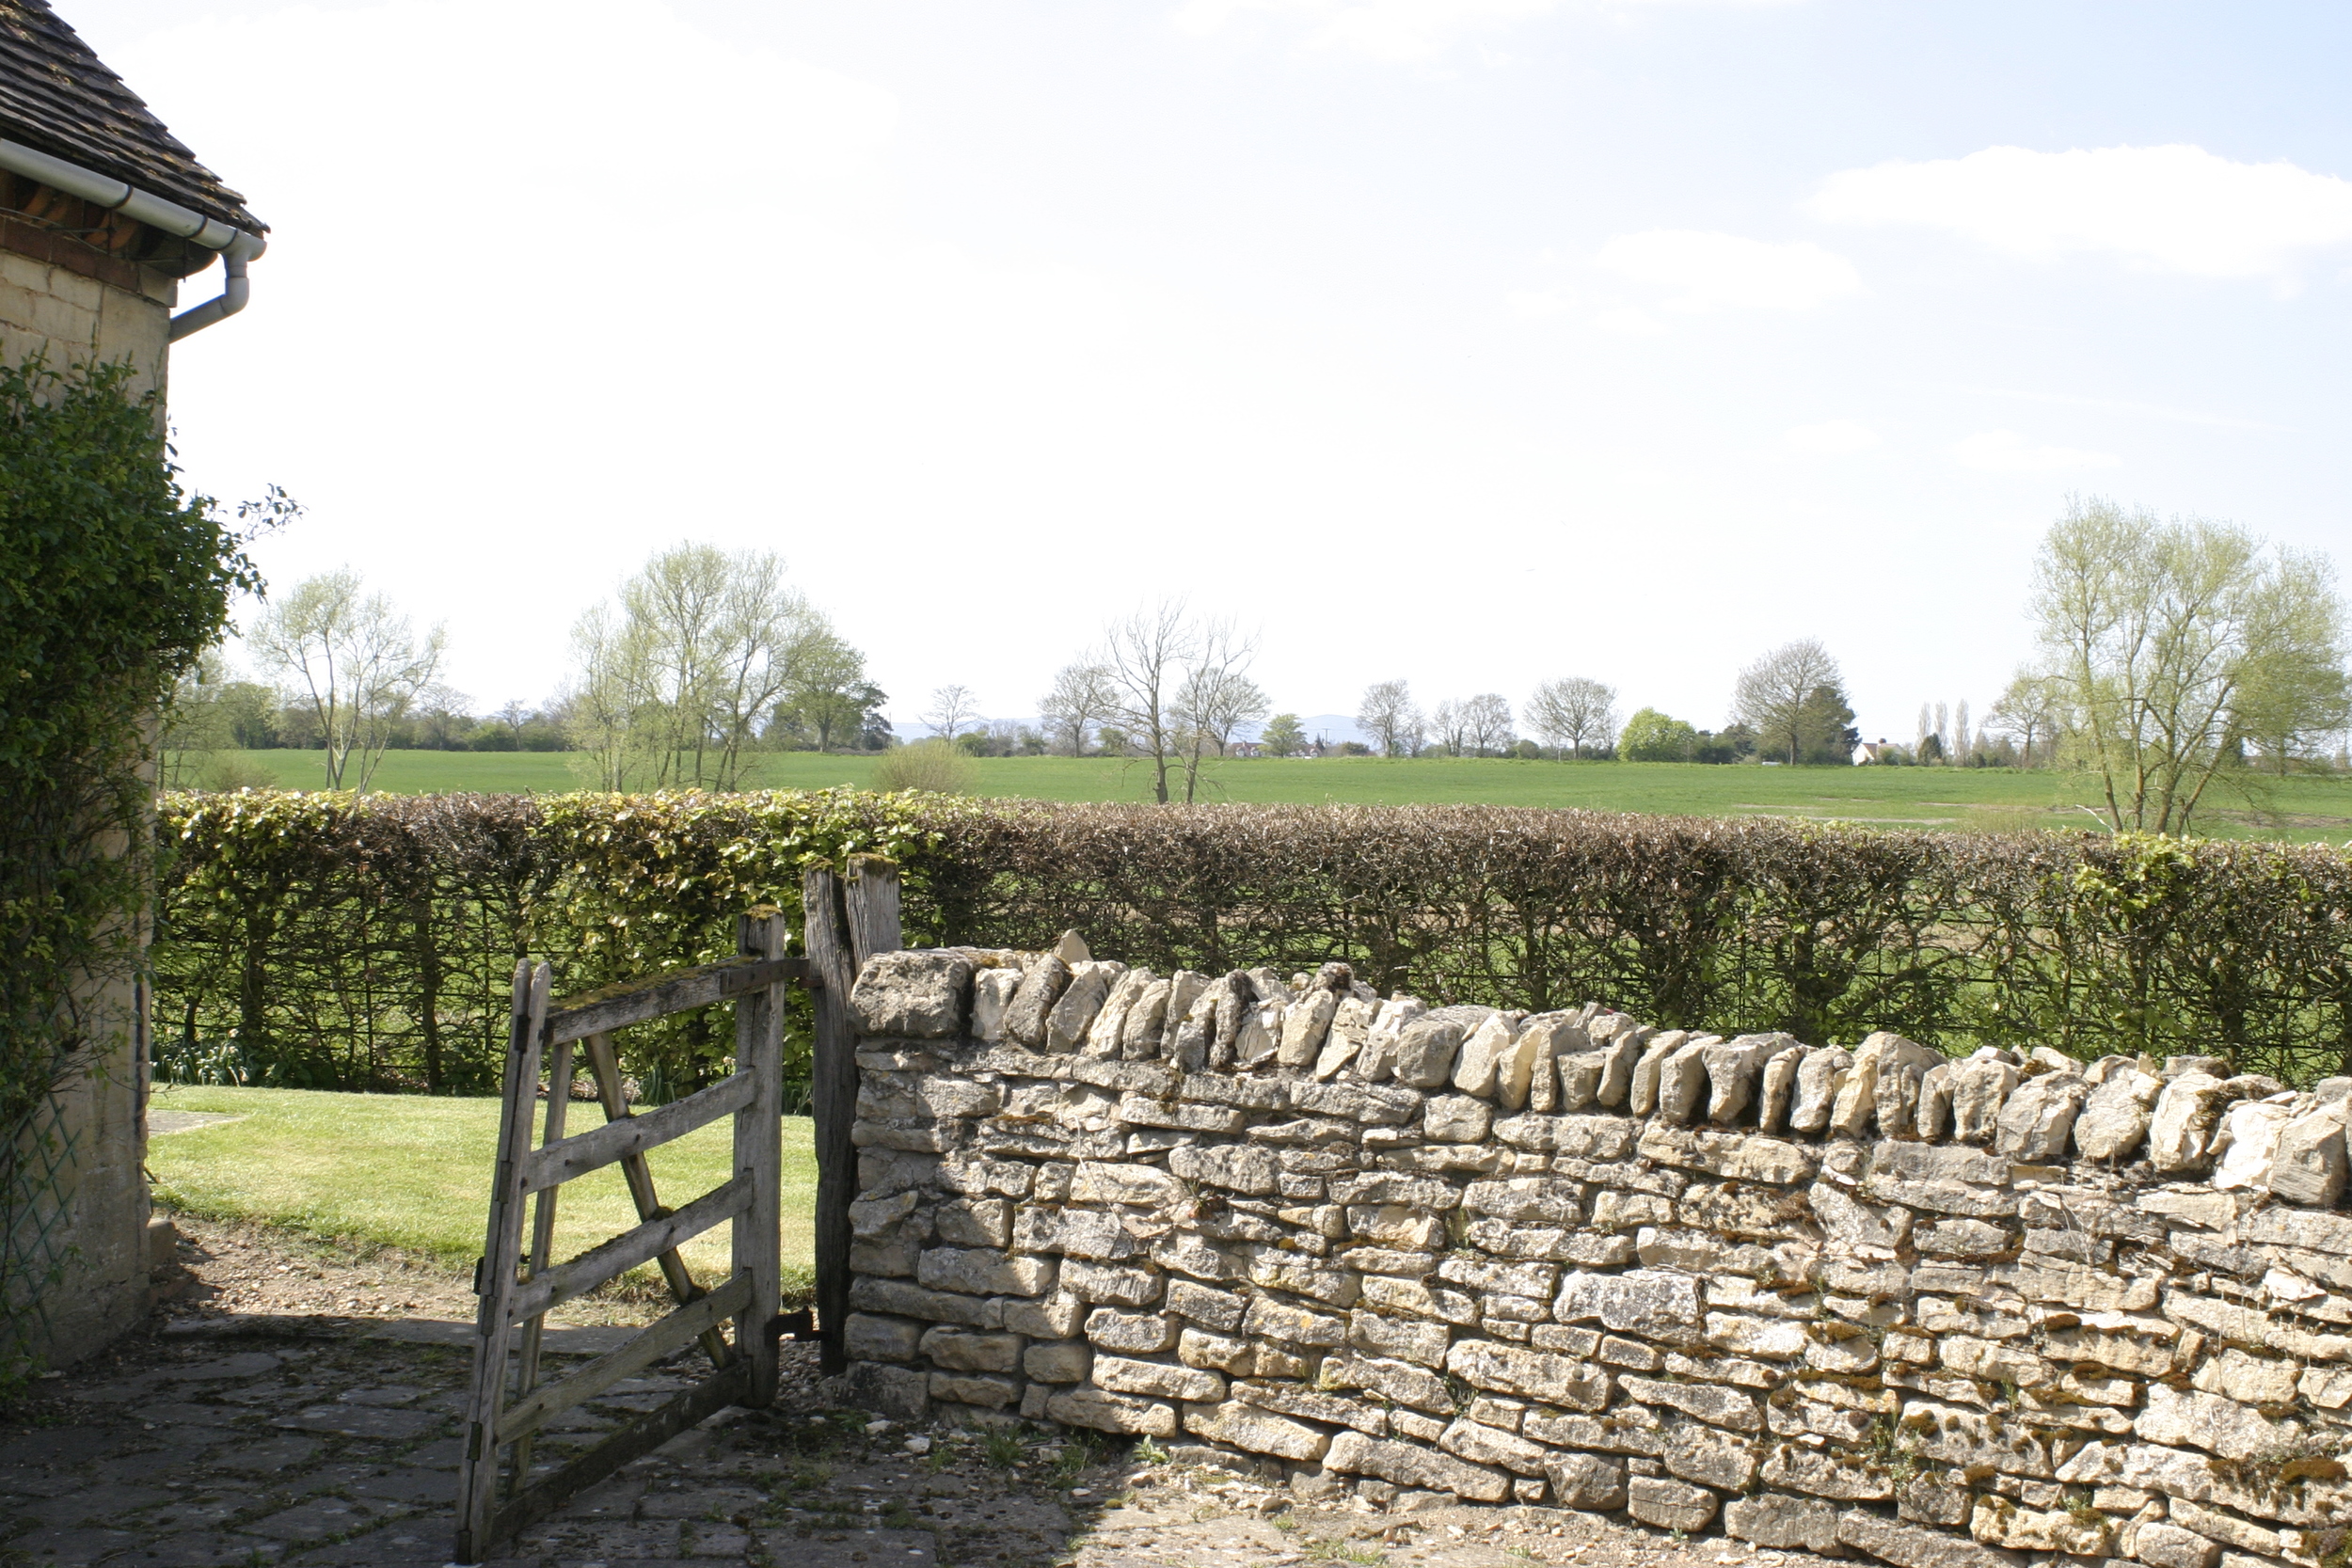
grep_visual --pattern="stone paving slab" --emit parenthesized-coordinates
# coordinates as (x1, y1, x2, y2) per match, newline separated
(5, 1307, 1843, 1568)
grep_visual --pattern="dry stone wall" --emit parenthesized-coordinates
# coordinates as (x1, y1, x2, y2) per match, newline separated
(837, 934, 2352, 1568)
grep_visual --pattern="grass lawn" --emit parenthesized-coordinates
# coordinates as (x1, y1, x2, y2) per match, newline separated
(199, 748, 2352, 840)
(147, 1084, 818, 1305)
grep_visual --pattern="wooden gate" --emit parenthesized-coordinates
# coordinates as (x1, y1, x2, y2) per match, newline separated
(452, 909, 807, 1564)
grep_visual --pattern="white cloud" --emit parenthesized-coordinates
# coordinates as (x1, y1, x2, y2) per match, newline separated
(1808, 144, 2352, 283)
(1781, 420, 1880, 455)
(1949, 430, 2121, 473)
(1592, 230, 1861, 314)
(1171, 0, 1801, 61)
(1590, 305, 1667, 334)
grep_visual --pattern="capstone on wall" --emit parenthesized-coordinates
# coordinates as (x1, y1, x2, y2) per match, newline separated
(838, 934, 2352, 1568)
(2, 244, 178, 1369)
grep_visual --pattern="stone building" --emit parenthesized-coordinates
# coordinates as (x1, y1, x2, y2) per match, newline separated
(0, 0, 266, 1367)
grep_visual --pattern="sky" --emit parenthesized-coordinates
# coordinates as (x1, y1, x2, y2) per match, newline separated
(76, 0, 2352, 744)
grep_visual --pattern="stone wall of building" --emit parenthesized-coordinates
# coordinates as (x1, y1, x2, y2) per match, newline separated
(838, 934, 2352, 1568)
(0, 248, 178, 1369)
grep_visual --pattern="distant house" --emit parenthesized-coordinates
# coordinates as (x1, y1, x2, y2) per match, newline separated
(1853, 738, 1897, 765)
(0, 0, 265, 1368)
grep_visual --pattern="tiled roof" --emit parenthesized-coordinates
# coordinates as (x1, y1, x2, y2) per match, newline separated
(0, 0, 261, 234)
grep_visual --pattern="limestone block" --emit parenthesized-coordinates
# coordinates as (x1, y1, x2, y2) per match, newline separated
(2242, 1202, 2352, 1254)
(2150, 1073, 2233, 1174)
(1330, 1352, 1453, 1412)
(844, 1360, 931, 1421)
(2268, 1104, 2348, 1208)
(969, 968, 1025, 1043)
(1663, 1421, 1759, 1490)
(1085, 1308, 1178, 1354)
(2191, 1348, 2298, 1405)
(2210, 1096, 2298, 1192)
(2076, 1067, 2165, 1162)
(919, 1325, 1023, 1373)
(1706, 1033, 1801, 1126)
(1900, 1400, 2058, 1478)
(1005, 955, 1073, 1048)
(1118, 978, 1172, 1059)
(1350, 1310, 1452, 1369)
(1241, 1295, 1346, 1347)
(1620, 1374, 1762, 1433)
(1950, 1052, 2023, 1144)
(2136, 1384, 2302, 1462)
(849, 1190, 919, 1237)
(1916, 1218, 2011, 1258)
(1046, 1386, 1178, 1436)
(1090, 1354, 1224, 1403)
(1627, 1475, 1719, 1532)
(1177, 1326, 1254, 1374)
(1524, 1404, 1666, 1456)
(1061, 1259, 1164, 1307)
(2136, 1522, 2225, 1568)
(1554, 1269, 1703, 1337)
(1968, 1496, 2113, 1557)
(1394, 1018, 1469, 1089)
(997, 1291, 1082, 1338)
(1235, 1380, 1389, 1435)
(1915, 1061, 1956, 1140)
(1637, 1122, 1819, 1184)
(1451, 1010, 1524, 1098)
(1833, 1033, 1942, 1140)
(1444, 1339, 1611, 1410)
(1025, 1339, 1092, 1383)
(1759, 1046, 1805, 1133)
(1437, 1415, 1551, 1476)
(1234, 1000, 1286, 1069)
(1419, 1093, 1489, 1143)
(1761, 1444, 1896, 1500)
(1653, 1036, 1716, 1124)
(1597, 1023, 1653, 1107)
(1071, 1162, 1185, 1207)
(1591, 1191, 1674, 1230)
(1545, 1452, 1629, 1512)
(1346, 1205, 1446, 1249)
(851, 950, 974, 1039)
(1896, 1474, 1973, 1527)
(937, 1198, 1015, 1249)
(1518, 1013, 1586, 1113)
(1812, 1180, 1909, 1253)
(1167, 1279, 1248, 1331)
(1994, 1072, 2089, 1164)
(1326, 1431, 1514, 1502)
(1188, 1402, 1330, 1462)
(1085, 969, 1153, 1057)
(1727, 1493, 1842, 1551)
(1279, 988, 1339, 1069)
(1168, 1141, 1279, 1195)
(1629, 1031, 1691, 1116)
(1791, 1046, 1853, 1134)
(1354, 996, 1426, 1084)
(1461, 1175, 1582, 1225)
(844, 1313, 923, 1363)
(1332, 1172, 1460, 1209)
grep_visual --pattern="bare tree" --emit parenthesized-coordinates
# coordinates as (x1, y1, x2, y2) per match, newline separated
(1526, 676, 1620, 758)
(1431, 698, 1468, 755)
(1358, 679, 1424, 757)
(1731, 639, 1846, 766)
(1463, 693, 1514, 754)
(924, 684, 979, 741)
(1171, 624, 1268, 800)
(249, 567, 446, 791)
(1953, 699, 1972, 762)
(1040, 661, 1117, 756)
(1101, 602, 1200, 803)
(2030, 497, 2349, 830)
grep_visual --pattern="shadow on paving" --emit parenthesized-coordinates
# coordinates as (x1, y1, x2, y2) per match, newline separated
(0, 1316, 1815, 1568)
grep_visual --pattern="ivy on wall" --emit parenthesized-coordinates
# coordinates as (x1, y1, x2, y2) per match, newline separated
(0, 356, 264, 1368)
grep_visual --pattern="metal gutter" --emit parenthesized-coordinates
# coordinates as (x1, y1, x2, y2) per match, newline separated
(0, 136, 263, 341)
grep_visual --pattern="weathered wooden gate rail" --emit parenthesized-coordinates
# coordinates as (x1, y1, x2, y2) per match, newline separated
(452, 910, 805, 1565)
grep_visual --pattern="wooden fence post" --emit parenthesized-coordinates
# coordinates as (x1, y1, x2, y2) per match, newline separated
(845, 855, 903, 970)
(802, 866, 856, 1374)
(734, 907, 787, 1406)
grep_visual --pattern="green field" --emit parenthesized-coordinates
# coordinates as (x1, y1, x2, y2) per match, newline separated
(191, 749, 2352, 840)
(147, 1084, 818, 1307)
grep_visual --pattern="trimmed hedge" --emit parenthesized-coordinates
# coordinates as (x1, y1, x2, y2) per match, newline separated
(152, 791, 2352, 1094)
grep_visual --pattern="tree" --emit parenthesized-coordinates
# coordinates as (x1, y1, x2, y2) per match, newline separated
(1093, 601, 1265, 803)
(1731, 638, 1848, 766)
(1953, 699, 1973, 763)
(561, 544, 847, 788)
(1526, 676, 1619, 758)
(1795, 683, 1858, 765)
(249, 567, 447, 790)
(1358, 679, 1424, 757)
(1431, 698, 1466, 756)
(1170, 624, 1268, 800)
(1259, 713, 1307, 757)
(2027, 497, 2350, 832)
(1463, 693, 1514, 755)
(1619, 708, 1697, 762)
(773, 631, 879, 752)
(1040, 661, 1116, 756)
(924, 684, 979, 742)
(1984, 673, 2062, 768)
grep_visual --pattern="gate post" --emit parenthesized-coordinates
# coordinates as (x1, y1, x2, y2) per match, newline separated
(733, 907, 787, 1406)
(802, 866, 856, 1375)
